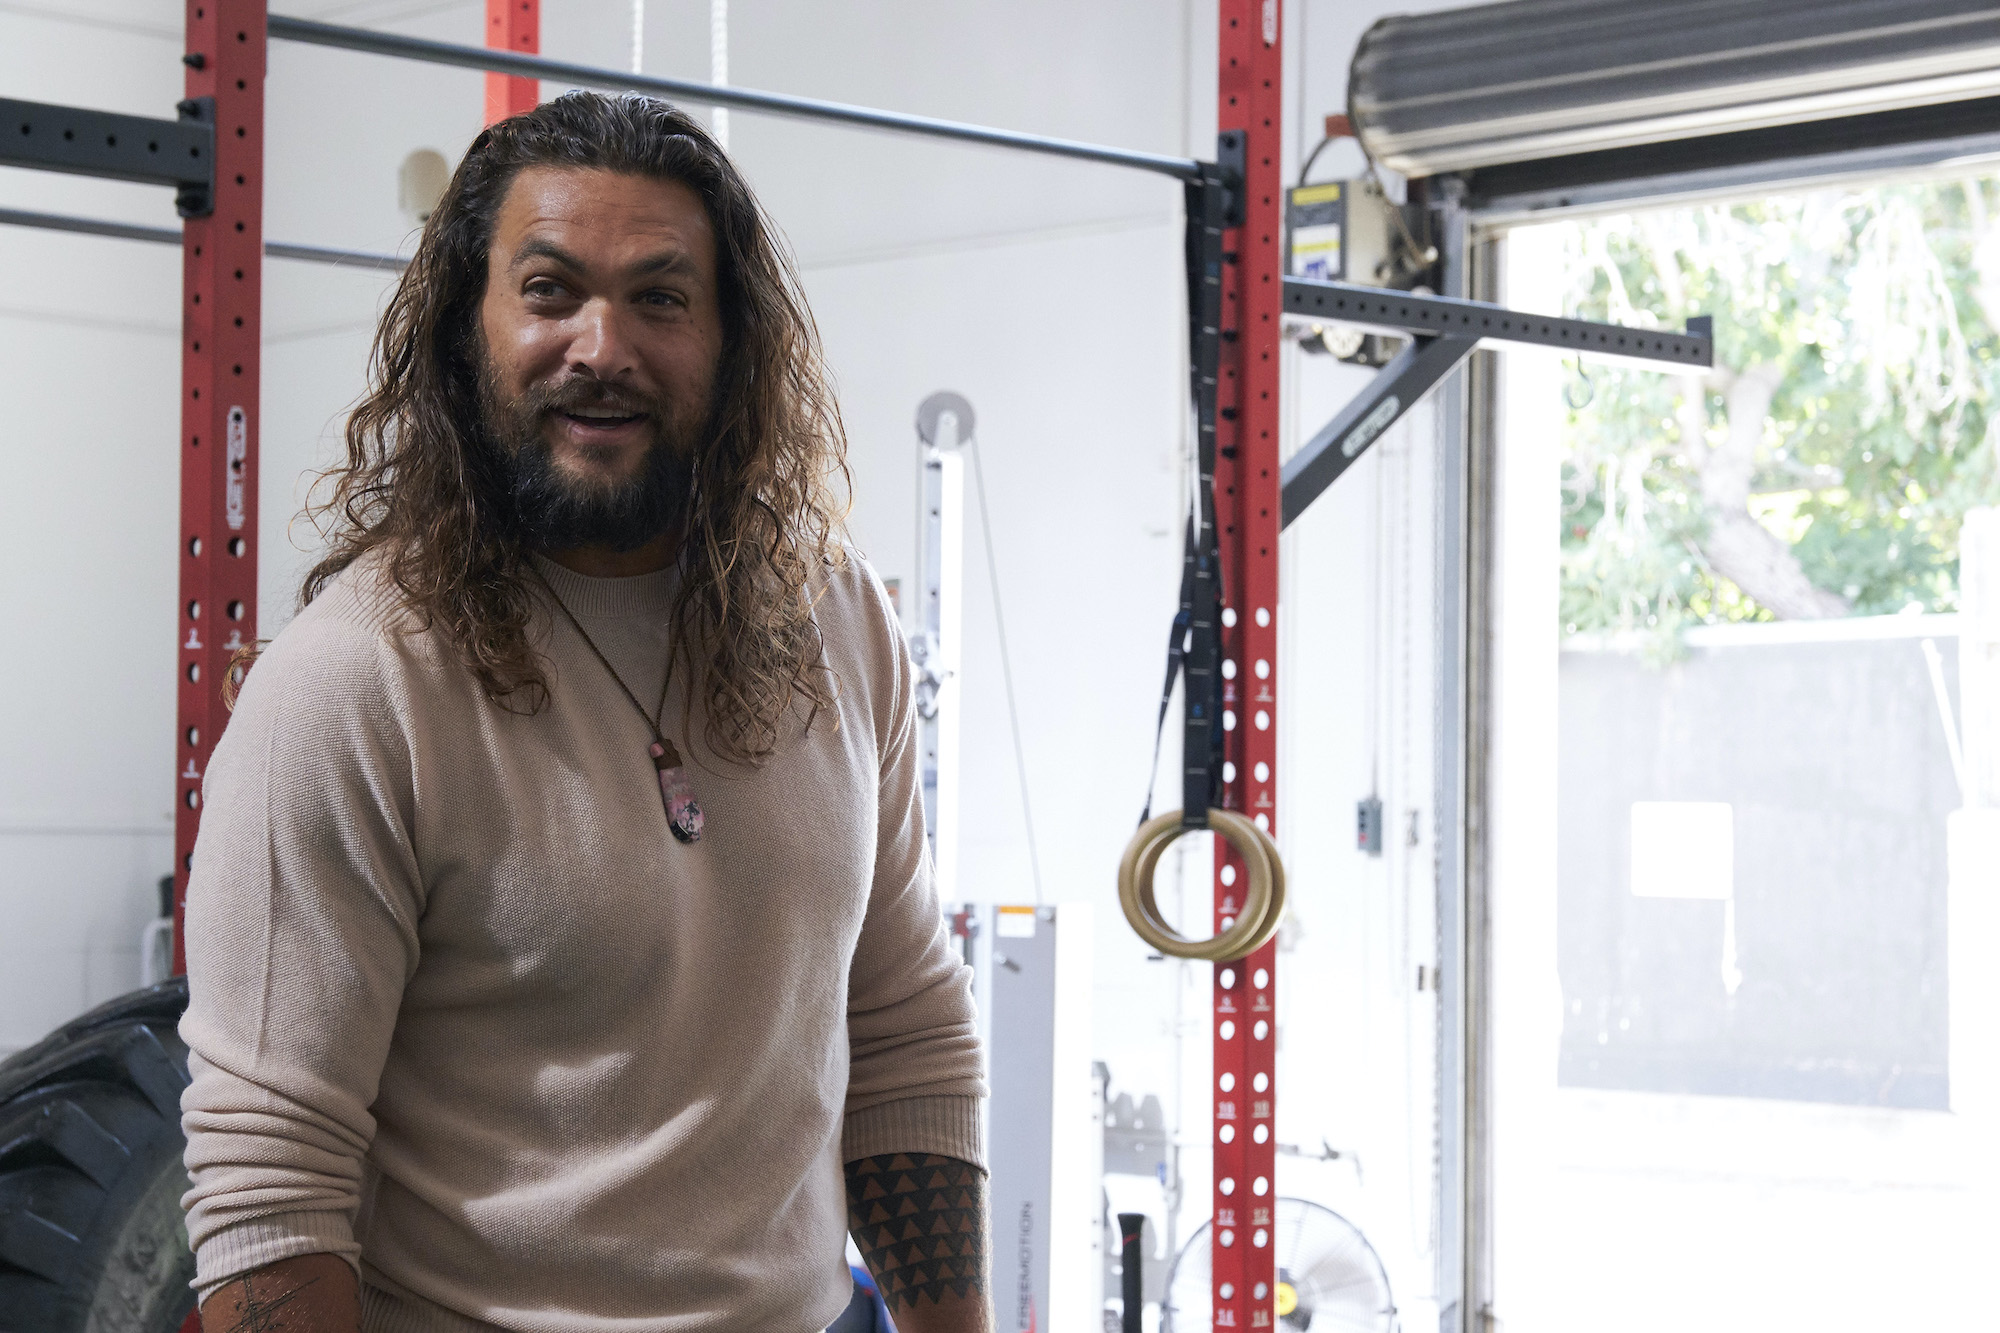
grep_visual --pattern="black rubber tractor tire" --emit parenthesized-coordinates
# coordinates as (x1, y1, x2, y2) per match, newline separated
(0, 979, 195, 1333)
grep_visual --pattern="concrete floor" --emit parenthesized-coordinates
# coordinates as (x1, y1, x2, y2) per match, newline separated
(1497, 1087, 1996, 1330)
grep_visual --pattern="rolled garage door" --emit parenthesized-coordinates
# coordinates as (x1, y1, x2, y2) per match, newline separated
(1351, 0, 2000, 177)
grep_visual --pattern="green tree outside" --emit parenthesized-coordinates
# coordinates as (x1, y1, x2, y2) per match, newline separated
(1554, 179, 2000, 652)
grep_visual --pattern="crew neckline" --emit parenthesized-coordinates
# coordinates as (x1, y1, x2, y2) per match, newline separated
(530, 553, 680, 621)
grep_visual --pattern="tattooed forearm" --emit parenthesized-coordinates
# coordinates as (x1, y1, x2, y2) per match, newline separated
(218, 1275, 320, 1332)
(199, 1253, 360, 1333)
(844, 1152, 988, 1317)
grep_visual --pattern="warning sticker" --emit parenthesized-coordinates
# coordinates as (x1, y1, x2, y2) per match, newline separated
(995, 905, 1037, 938)
(1291, 223, 1342, 280)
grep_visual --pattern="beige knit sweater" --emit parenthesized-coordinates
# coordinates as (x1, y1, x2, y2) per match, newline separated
(179, 552, 984, 1333)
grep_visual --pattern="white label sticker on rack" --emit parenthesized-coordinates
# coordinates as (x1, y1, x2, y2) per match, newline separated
(225, 406, 248, 531)
(996, 905, 1037, 938)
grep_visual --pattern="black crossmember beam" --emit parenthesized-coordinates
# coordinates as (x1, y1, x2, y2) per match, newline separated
(1, 97, 214, 216)
(1282, 278, 1713, 368)
(1279, 278, 1714, 528)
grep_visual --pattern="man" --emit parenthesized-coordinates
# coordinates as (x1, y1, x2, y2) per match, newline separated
(180, 92, 989, 1333)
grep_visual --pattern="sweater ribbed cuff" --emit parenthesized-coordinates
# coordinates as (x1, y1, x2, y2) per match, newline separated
(191, 1209, 360, 1300)
(841, 1094, 985, 1171)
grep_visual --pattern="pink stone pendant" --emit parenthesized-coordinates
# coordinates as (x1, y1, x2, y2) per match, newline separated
(649, 740, 704, 844)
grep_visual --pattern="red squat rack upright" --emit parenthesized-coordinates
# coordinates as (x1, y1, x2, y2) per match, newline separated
(486, 0, 539, 125)
(1211, 1, 1283, 1327)
(173, 0, 265, 977)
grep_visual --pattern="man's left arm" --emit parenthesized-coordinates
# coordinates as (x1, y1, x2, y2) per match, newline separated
(841, 564, 991, 1331)
(844, 1152, 989, 1331)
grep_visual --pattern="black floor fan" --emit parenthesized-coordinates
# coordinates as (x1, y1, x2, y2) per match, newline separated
(1162, 1198, 1396, 1333)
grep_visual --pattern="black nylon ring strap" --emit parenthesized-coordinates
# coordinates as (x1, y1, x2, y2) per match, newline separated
(1138, 517, 1196, 826)
(1178, 152, 1233, 832)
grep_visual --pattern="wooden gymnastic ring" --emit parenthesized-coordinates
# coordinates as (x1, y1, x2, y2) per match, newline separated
(1117, 808, 1286, 962)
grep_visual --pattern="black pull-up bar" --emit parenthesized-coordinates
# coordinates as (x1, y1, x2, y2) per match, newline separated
(265, 14, 1207, 183)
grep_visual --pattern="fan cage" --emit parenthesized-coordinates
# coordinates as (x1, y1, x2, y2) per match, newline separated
(1160, 1198, 1396, 1333)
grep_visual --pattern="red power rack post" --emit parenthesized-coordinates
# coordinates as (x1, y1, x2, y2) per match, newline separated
(175, 0, 266, 978)
(485, 0, 540, 125)
(1213, 1, 1283, 1329)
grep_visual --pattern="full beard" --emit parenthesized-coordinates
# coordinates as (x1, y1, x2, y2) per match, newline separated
(478, 363, 708, 555)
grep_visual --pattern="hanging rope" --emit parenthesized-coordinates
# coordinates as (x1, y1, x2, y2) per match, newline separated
(965, 433, 1044, 906)
(709, 0, 729, 148)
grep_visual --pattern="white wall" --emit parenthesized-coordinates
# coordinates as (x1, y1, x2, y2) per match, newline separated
(1, 1, 197, 1045)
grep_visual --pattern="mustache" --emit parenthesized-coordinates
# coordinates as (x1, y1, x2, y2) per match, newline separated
(518, 375, 661, 420)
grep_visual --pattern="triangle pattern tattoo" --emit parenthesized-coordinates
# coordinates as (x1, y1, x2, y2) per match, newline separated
(842, 1152, 987, 1315)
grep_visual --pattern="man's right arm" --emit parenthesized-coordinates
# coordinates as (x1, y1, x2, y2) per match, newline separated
(180, 610, 425, 1304)
(199, 1255, 361, 1333)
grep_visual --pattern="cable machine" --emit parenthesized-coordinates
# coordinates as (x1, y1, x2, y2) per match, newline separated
(912, 392, 971, 896)
(0, 4, 1711, 1331)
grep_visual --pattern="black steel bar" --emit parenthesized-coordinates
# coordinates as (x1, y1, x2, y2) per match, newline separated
(263, 238, 408, 271)
(0, 206, 408, 271)
(1, 97, 211, 190)
(266, 13, 1205, 182)
(1280, 334, 1478, 529)
(1283, 276, 1712, 368)
(0, 205, 180, 246)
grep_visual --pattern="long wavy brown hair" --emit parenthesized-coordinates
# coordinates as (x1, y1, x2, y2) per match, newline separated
(303, 92, 848, 764)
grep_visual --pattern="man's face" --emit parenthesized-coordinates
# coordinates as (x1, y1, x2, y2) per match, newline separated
(477, 165, 725, 552)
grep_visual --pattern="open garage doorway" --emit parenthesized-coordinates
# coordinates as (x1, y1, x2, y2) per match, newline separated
(1484, 174, 2000, 1328)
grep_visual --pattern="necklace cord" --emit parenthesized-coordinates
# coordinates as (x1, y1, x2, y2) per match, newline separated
(531, 564, 674, 743)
